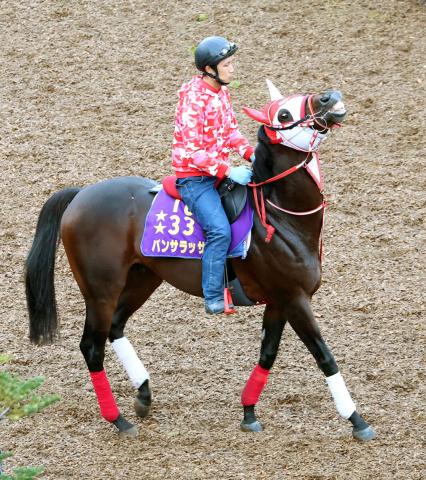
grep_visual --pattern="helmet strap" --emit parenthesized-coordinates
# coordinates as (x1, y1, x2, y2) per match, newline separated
(203, 66, 230, 86)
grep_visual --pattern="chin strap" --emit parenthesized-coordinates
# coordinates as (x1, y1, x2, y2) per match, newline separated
(203, 67, 230, 86)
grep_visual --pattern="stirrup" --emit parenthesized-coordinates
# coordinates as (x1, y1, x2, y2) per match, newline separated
(224, 287, 236, 314)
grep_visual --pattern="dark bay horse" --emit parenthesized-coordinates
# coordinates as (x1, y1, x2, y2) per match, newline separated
(25, 82, 375, 441)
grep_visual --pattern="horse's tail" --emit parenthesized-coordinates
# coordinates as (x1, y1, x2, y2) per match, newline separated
(26, 187, 81, 345)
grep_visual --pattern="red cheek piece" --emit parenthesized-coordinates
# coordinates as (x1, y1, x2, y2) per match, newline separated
(90, 370, 120, 422)
(241, 364, 270, 406)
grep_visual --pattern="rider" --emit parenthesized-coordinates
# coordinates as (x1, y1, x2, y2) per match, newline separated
(172, 36, 255, 314)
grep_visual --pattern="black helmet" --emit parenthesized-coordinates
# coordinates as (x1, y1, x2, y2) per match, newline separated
(195, 36, 238, 72)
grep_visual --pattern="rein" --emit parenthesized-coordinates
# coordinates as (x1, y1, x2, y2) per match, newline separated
(248, 157, 310, 242)
(266, 198, 325, 216)
(266, 194, 327, 263)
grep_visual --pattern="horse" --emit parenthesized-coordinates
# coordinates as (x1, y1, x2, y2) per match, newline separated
(25, 81, 375, 441)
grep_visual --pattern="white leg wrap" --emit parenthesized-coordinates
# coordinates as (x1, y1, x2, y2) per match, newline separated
(325, 371, 356, 420)
(112, 337, 150, 389)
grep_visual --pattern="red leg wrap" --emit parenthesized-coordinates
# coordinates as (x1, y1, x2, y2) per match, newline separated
(90, 370, 120, 422)
(241, 364, 270, 406)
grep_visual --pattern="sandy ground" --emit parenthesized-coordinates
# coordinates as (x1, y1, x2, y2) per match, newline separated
(1, 1, 425, 479)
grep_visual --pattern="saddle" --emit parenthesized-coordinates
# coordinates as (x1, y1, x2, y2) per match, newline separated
(150, 175, 247, 224)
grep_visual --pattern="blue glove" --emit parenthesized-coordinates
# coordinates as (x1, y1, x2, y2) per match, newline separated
(228, 165, 253, 185)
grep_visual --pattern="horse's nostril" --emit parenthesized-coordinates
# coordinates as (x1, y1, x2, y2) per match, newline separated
(320, 94, 331, 104)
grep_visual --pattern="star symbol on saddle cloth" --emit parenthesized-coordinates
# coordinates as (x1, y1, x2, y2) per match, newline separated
(156, 210, 168, 222)
(154, 223, 166, 234)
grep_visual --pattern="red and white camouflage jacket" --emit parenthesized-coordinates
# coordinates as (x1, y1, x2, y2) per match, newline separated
(172, 75, 254, 180)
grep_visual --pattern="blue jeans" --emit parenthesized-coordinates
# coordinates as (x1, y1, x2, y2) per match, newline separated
(176, 176, 231, 303)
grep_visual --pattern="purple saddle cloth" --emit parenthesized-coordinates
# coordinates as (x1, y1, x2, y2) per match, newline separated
(141, 189, 253, 259)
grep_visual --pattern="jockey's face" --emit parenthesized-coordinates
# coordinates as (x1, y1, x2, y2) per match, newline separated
(216, 56, 235, 84)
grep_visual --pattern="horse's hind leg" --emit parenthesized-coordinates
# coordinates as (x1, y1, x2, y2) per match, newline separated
(108, 264, 162, 419)
(285, 295, 376, 442)
(80, 298, 138, 436)
(74, 255, 139, 435)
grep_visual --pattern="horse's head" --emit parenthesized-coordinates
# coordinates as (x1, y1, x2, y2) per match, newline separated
(243, 80, 346, 152)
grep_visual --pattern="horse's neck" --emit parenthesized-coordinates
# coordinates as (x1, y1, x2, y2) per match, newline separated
(268, 146, 322, 210)
(251, 144, 324, 251)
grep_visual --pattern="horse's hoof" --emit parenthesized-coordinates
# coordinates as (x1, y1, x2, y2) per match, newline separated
(113, 413, 138, 437)
(119, 424, 139, 437)
(353, 425, 376, 442)
(134, 397, 151, 418)
(240, 420, 263, 432)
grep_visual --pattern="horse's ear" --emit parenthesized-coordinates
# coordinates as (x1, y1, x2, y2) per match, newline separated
(242, 106, 269, 124)
(266, 79, 283, 101)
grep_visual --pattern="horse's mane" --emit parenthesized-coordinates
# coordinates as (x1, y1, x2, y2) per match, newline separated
(251, 126, 275, 196)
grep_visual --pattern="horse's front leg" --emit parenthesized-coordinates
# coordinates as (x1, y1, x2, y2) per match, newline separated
(286, 295, 375, 442)
(240, 304, 286, 432)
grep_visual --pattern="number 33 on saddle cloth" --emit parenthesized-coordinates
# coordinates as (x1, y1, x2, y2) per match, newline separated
(141, 179, 253, 260)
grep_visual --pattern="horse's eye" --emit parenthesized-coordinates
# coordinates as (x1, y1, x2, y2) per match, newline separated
(277, 109, 291, 123)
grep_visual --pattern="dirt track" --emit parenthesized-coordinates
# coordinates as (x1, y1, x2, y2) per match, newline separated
(1, 1, 425, 479)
